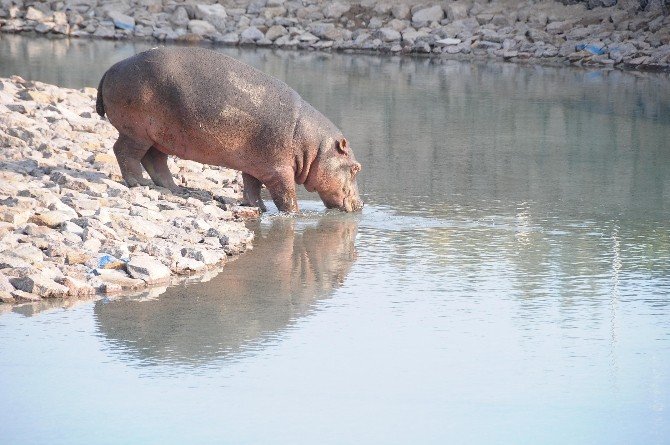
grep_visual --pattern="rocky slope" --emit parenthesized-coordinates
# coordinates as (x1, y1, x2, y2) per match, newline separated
(0, 0, 669, 70)
(0, 75, 256, 305)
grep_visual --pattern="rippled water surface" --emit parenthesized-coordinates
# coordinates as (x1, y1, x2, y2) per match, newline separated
(1, 36, 670, 444)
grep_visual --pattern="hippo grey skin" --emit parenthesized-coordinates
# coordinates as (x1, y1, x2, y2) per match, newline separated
(96, 47, 363, 213)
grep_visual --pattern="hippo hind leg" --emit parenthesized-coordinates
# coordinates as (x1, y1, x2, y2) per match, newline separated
(112, 134, 153, 188)
(242, 173, 267, 212)
(141, 146, 178, 191)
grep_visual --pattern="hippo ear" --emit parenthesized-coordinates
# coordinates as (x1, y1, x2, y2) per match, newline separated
(335, 138, 349, 155)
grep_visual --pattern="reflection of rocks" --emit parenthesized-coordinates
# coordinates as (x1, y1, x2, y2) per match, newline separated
(0, 1, 668, 71)
(94, 215, 359, 364)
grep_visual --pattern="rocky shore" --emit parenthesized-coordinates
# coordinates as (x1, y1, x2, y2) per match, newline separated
(0, 76, 256, 305)
(1, 0, 669, 70)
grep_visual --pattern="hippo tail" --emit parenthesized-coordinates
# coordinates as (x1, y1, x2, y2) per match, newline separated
(96, 72, 106, 118)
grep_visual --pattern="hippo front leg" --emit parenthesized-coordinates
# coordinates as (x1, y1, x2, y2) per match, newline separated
(265, 170, 298, 213)
(242, 173, 267, 212)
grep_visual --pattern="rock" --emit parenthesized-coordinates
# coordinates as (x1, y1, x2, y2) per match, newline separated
(58, 276, 95, 298)
(0, 272, 15, 294)
(170, 7, 190, 27)
(195, 3, 227, 31)
(93, 26, 116, 39)
(29, 210, 73, 228)
(24, 7, 45, 22)
(95, 269, 145, 293)
(323, 2, 350, 19)
(127, 255, 171, 284)
(240, 26, 264, 43)
(376, 28, 401, 43)
(298, 32, 319, 43)
(11, 290, 41, 302)
(66, 250, 90, 265)
(263, 6, 287, 20)
(0, 292, 14, 304)
(108, 11, 135, 31)
(188, 19, 216, 36)
(547, 20, 575, 35)
(392, 4, 410, 20)
(368, 17, 383, 29)
(35, 22, 55, 34)
(181, 247, 225, 266)
(175, 257, 207, 273)
(10, 275, 69, 299)
(195, 4, 227, 20)
(412, 5, 444, 26)
(53, 11, 68, 26)
(446, 2, 469, 21)
(218, 32, 240, 44)
(265, 24, 287, 41)
(436, 38, 462, 47)
(0, 252, 31, 269)
(13, 245, 44, 264)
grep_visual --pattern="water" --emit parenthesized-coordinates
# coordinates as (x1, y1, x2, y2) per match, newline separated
(1, 35, 669, 444)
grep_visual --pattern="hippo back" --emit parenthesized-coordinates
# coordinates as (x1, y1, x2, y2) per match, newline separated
(102, 47, 302, 165)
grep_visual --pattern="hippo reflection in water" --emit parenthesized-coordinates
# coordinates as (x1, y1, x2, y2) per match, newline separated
(94, 215, 358, 365)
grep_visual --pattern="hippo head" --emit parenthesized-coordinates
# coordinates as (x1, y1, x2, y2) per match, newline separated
(307, 137, 363, 212)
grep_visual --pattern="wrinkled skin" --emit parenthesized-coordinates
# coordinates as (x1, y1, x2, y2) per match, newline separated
(96, 47, 363, 213)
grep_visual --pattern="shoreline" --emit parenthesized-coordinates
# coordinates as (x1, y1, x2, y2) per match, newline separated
(0, 75, 257, 305)
(0, 1, 669, 72)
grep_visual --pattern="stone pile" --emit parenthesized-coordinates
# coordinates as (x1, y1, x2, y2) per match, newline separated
(0, 0, 669, 70)
(0, 75, 256, 305)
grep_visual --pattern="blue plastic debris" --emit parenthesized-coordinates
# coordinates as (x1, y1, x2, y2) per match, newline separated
(98, 254, 115, 268)
(575, 43, 606, 56)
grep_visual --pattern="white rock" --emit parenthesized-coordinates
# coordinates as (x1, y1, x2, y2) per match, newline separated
(171, 7, 190, 27)
(175, 257, 207, 273)
(240, 26, 264, 42)
(265, 24, 288, 41)
(323, 2, 350, 19)
(195, 3, 227, 31)
(436, 38, 462, 46)
(181, 247, 225, 266)
(195, 4, 227, 20)
(24, 7, 45, 22)
(127, 255, 171, 284)
(108, 11, 135, 30)
(392, 4, 410, 20)
(376, 27, 401, 42)
(412, 5, 444, 25)
(446, 2, 469, 21)
(28, 210, 73, 228)
(188, 19, 217, 35)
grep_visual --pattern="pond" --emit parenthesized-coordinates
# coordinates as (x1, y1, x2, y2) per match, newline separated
(1, 35, 669, 444)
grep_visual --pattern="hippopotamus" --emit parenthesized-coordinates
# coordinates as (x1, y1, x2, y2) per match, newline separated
(95, 47, 363, 213)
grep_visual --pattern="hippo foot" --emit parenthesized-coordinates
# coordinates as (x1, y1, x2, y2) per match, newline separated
(126, 177, 154, 188)
(241, 199, 267, 213)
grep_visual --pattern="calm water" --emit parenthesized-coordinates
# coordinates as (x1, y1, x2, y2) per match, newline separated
(1, 35, 670, 444)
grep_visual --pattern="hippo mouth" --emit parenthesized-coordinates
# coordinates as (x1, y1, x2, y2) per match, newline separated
(341, 194, 364, 212)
